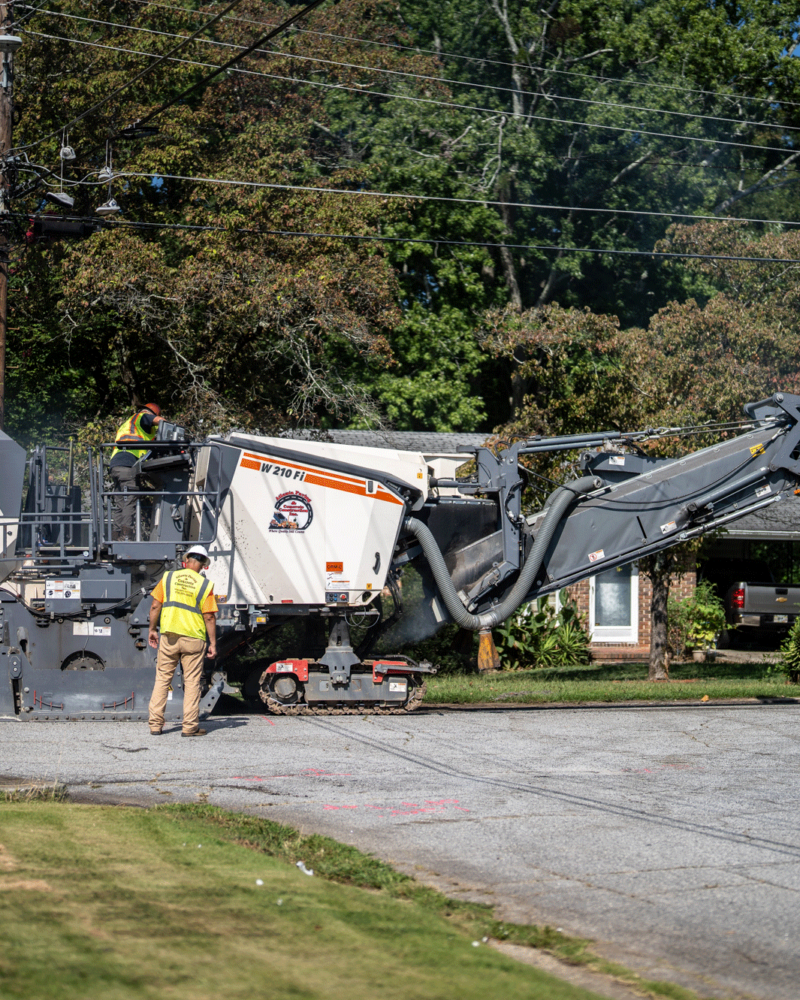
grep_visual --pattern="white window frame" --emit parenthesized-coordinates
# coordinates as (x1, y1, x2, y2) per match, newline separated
(589, 563, 639, 643)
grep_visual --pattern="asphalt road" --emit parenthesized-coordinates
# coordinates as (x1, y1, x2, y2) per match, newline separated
(3, 702, 799, 1000)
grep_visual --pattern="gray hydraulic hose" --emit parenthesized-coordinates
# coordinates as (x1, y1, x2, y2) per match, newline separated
(403, 476, 602, 631)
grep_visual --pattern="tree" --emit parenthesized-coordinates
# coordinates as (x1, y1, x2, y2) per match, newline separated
(7, 0, 800, 441)
(488, 218, 800, 671)
(6, 0, 409, 442)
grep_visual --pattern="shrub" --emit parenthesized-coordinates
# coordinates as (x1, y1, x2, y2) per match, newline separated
(400, 623, 476, 675)
(668, 580, 727, 658)
(494, 593, 591, 670)
(769, 619, 800, 683)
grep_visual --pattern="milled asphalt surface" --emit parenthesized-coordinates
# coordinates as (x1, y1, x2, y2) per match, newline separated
(3, 702, 800, 1000)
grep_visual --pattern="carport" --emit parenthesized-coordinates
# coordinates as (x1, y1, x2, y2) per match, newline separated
(701, 495, 800, 586)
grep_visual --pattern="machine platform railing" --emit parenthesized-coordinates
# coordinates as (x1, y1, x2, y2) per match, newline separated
(0, 439, 225, 570)
(95, 440, 224, 552)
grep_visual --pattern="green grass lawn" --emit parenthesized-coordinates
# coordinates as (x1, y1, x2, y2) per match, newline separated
(423, 657, 796, 705)
(0, 800, 698, 1000)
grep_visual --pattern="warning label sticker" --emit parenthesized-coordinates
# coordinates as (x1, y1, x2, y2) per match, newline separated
(72, 622, 110, 637)
(46, 580, 81, 600)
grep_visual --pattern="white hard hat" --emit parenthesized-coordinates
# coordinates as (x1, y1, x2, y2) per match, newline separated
(184, 544, 209, 561)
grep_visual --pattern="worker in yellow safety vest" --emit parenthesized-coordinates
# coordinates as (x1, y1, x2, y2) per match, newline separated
(148, 544, 218, 737)
(109, 403, 164, 540)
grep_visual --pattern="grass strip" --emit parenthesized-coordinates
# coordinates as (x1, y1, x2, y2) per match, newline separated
(0, 800, 699, 1000)
(155, 804, 702, 1000)
(424, 658, 795, 705)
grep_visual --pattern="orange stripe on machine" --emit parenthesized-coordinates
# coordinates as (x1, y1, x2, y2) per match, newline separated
(243, 451, 363, 485)
(238, 451, 404, 504)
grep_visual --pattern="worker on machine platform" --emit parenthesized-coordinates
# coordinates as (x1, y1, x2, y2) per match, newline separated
(108, 402, 163, 540)
(148, 544, 218, 737)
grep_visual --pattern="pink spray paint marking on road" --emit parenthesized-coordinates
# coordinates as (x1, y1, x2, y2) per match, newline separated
(324, 798, 470, 816)
(622, 764, 706, 774)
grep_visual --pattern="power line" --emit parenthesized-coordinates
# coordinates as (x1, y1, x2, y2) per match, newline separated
(132, 0, 331, 131)
(50, 215, 800, 264)
(15, 0, 256, 152)
(11, 0, 52, 29)
(16, 5, 800, 138)
(19, 30, 798, 158)
(40, 167, 800, 231)
(85, 0, 800, 112)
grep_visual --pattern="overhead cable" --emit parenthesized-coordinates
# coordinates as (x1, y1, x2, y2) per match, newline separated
(19, 30, 797, 157)
(42, 167, 800, 230)
(14, 0, 256, 152)
(81, 0, 800, 112)
(130, 0, 331, 130)
(18, 213, 800, 264)
(16, 5, 800, 137)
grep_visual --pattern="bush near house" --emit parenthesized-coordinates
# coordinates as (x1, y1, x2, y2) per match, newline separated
(495, 595, 591, 670)
(667, 580, 728, 659)
(770, 619, 800, 683)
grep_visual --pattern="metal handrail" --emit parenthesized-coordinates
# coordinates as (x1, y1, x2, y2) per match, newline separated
(97, 440, 224, 547)
(1, 440, 225, 565)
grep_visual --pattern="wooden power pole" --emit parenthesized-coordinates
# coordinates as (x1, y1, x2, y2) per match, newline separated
(0, 2, 21, 431)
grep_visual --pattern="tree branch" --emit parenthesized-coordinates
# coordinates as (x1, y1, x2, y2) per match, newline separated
(715, 149, 800, 215)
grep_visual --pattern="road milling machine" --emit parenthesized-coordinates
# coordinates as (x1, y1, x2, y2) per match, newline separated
(1, 392, 800, 721)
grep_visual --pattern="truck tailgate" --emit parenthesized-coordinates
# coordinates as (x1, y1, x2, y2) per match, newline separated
(742, 584, 800, 615)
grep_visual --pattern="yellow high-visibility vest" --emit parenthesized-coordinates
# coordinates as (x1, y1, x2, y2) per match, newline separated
(110, 410, 158, 462)
(159, 569, 212, 641)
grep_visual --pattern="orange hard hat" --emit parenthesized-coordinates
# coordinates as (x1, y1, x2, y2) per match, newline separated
(143, 403, 161, 416)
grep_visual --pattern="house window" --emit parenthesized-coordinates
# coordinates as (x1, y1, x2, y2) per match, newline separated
(589, 563, 639, 643)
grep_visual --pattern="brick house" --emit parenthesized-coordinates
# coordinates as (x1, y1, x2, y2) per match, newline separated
(563, 497, 800, 660)
(563, 568, 696, 661)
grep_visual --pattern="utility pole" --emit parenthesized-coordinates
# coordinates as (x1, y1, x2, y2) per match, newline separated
(0, 2, 21, 431)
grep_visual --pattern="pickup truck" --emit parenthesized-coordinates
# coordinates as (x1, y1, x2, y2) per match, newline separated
(700, 558, 800, 643)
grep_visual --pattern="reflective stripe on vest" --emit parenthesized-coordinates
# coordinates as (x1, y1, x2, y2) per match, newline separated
(159, 569, 211, 640)
(110, 410, 157, 462)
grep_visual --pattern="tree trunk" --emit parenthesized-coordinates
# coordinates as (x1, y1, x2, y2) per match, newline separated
(649, 572, 670, 681)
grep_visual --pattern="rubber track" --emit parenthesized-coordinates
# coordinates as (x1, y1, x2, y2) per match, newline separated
(261, 680, 427, 716)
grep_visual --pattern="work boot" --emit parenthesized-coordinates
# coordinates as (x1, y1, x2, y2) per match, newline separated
(149, 729, 162, 735)
(181, 728, 207, 737)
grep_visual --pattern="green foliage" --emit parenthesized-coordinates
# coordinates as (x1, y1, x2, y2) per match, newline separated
(770, 619, 800, 683)
(495, 593, 591, 670)
(9, 0, 800, 442)
(398, 622, 476, 676)
(667, 580, 728, 657)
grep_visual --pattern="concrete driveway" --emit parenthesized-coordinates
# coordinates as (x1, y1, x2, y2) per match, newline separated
(3, 702, 799, 1000)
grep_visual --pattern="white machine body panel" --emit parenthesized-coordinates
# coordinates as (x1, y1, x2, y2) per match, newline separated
(206, 436, 420, 606)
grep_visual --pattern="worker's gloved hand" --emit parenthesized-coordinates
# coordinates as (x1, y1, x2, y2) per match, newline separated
(148, 629, 159, 649)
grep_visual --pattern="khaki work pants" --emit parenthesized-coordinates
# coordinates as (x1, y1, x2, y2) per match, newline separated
(149, 632, 206, 734)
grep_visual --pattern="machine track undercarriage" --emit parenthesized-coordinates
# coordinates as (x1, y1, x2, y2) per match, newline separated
(257, 654, 432, 716)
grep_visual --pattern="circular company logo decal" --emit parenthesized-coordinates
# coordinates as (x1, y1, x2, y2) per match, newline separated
(269, 492, 313, 532)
